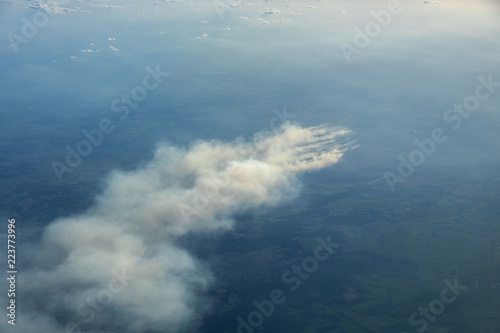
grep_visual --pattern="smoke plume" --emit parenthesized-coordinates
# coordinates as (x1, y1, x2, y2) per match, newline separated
(7, 123, 355, 332)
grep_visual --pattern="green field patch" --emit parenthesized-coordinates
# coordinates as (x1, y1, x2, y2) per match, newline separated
(317, 183, 357, 196)
(436, 198, 454, 208)
(302, 318, 337, 333)
(337, 320, 369, 332)
(311, 303, 336, 316)
(353, 300, 384, 312)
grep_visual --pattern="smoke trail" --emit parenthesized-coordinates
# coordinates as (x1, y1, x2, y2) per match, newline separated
(7, 123, 356, 332)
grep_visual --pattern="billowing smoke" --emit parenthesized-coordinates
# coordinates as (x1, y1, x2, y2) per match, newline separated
(8, 123, 355, 333)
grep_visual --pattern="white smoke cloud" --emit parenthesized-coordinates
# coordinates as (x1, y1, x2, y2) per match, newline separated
(9, 123, 355, 333)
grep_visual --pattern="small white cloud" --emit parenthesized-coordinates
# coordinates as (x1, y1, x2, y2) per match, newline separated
(423, 0, 447, 6)
(263, 8, 280, 14)
(88, 4, 125, 9)
(109, 46, 120, 52)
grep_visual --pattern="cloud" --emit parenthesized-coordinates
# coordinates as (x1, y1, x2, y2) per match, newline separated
(9, 122, 355, 332)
